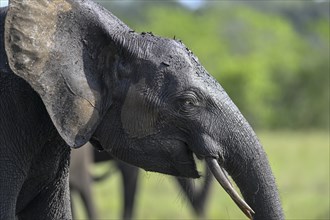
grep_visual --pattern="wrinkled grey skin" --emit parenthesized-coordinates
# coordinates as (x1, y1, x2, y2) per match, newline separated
(1, 7, 71, 220)
(0, 0, 284, 219)
(70, 145, 212, 220)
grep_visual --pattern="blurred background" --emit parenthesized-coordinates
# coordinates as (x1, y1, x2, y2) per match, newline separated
(74, 1, 329, 219)
(2, 0, 329, 219)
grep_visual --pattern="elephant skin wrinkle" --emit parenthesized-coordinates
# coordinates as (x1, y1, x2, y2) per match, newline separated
(0, 0, 284, 219)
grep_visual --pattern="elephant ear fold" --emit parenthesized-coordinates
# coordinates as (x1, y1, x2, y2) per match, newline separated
(4, 0, 119, 147)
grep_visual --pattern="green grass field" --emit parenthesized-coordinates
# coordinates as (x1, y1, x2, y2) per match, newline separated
(72, 131, 329, 219)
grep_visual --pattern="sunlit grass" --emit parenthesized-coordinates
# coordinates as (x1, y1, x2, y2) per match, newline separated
(260, 131, 330, 219)
(72, 131, 329, 219)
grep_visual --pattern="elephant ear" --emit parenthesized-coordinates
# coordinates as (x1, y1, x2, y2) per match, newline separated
(4, 0, 129, 147)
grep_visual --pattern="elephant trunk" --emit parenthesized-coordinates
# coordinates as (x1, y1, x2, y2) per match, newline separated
(225, 134, 284, 220)
(205, 95, 284, 219)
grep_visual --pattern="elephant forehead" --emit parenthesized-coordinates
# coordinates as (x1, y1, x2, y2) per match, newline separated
(169, 43, 225, 96)
(162, 45, 208, 89)
(161, 46, 195, 79)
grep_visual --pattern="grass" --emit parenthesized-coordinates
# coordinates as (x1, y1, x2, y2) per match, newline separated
(72, 131, 329, 219)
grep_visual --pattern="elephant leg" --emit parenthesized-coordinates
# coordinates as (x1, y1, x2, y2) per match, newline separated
(70, 189, 76, 219)
(116, 161, 139, 220)
(70, 169, 98, 219)
(78, 183, 98, 220)
(70, 146, 98, 220)
(0, 164, 25, 219)
(193, 166, 213, 217)
(17, 171, 71, 220)
(0, 142, 31, 219)
(175, 165, 213, 217)
(70, 179, 98, 220)
(176, 178, 201, 214)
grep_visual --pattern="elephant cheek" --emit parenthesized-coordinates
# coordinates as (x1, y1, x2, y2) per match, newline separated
(170, 144, 200, 178)
(121, 78, 158, 138)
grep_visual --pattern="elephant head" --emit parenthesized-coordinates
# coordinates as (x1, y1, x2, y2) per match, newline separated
(4, 0, 284, 219)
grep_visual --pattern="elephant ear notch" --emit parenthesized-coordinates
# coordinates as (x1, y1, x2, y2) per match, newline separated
(4, 0, 118, 147)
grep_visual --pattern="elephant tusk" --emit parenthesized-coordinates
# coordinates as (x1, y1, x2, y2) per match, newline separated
(205, 158, 255, 220)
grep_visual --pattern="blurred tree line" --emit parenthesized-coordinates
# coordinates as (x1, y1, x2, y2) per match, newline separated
(96, 1, 329, 130)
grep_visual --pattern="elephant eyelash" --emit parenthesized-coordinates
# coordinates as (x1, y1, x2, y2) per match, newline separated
(176, 97, 200, 116)
(179, 89, 205, 106)
(183, 100, 195, 106)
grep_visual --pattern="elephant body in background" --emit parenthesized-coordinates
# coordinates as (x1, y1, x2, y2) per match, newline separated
(69, 146, 139, 220)
(69, 145, 98, 219)
(0, 0, 284, 219)
(69, 145, 212, 219)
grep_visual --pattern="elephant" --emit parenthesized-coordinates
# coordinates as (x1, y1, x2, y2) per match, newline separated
(69, 144, 213, 219)
(0, 0, 284, 219)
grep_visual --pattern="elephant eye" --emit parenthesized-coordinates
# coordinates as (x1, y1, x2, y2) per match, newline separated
(183, 99, 195, 106)
(181, 92, 198, 105)
(171, 89, 205, 115)
(176, 91, 201, 115)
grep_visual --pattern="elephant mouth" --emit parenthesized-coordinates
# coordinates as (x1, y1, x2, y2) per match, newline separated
(89, 136, 104, 152)
(204, 157, 255, 219)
